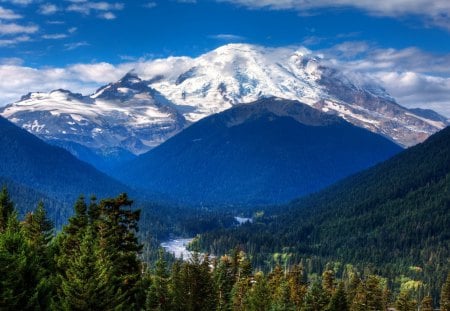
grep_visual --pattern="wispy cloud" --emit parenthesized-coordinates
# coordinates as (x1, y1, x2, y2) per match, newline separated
(321, 41, 450, 116)
(64, 41, 89, 50)
(39, 3, 58, 15)
(209, 34, 246, 41)
(67, 1, 124, 15)
(0, 43, 448, 118)
(42, 33, 68, 39)
(98, 11, 116, 19)
(0, 6, 21, 19)
(219, 0, 450, 31)
(0, 34, 30, 46)
(0, 0, 34, 5)
(0, 22, 38, 35)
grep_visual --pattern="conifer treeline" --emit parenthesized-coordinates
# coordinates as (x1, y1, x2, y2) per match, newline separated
(1, 187, 449, 310)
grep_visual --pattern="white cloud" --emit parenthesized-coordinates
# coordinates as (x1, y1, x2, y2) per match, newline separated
(98, 11, 115, 19)
(64, 41, 89, 50)
(0, 34, 29, 45)
(42, 33, 68, 39)
(0, 22, 38, 35)
(209, 34, 246, 41)
(219, 0, 450, 30)
(0, 0, 34, 5)
(67, 1, 124, 15)
(0, 57, 23, 65)
(39, 3, 58, 15)
(321, 42, 450, 116)
(0, 6, 21, 19)
(0, 44, 448, 118)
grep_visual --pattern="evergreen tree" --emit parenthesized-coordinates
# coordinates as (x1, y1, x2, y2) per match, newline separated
(420, 295, 434, 311)
(322, 269, 336, 296)
(231, 277, 252, 311)
(302, 281, 330, 311)
(59, 228, 119, 311)
(287, 264, 307, 309)
(169, 260, 186, 311)
(214, 255, 235, 311)
(22, 201, 55, 309)
(268, 265, 291, 310)
(0, 186, 14, 232)
(97, 193, 143, 308)
(146, 249, 171, 311)
(0, 212, 41, 310)
(395, 290, 416, 311)
(441, 272, 450, 311)
(329, 282, 348, 311)
(248, 271, 270, 311)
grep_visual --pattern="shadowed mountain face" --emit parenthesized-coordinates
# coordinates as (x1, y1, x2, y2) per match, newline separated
(0, 116, 130, 225)
(116, 98, 402, 205)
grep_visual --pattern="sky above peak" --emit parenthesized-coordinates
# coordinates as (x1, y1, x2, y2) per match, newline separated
(0, 0, 449, 116)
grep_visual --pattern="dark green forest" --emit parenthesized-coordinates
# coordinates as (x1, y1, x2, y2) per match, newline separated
(197, 126, 450, 302)
(1, 188, 450, 310)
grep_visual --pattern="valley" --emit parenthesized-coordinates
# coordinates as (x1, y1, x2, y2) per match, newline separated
(0, 24, 448, 309)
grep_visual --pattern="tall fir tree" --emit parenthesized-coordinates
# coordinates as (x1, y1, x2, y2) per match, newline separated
(146, 249, 171, 311)
(420, 295, 434, 311)
(329, 282, 348, 311)
(0, 186, 14, 232)
(441, 272, 450, 311)
(59, 228, 119, 311)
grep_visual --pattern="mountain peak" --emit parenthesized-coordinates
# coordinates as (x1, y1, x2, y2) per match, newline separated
(118, 71, 142, 85)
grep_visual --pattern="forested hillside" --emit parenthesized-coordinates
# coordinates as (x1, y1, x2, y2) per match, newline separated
(198, 126, 450, 299)
(0, 116, 131, 226)
(1, 190, 449, 310)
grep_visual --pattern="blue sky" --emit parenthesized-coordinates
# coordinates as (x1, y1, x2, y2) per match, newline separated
(0, 0, 449, 116)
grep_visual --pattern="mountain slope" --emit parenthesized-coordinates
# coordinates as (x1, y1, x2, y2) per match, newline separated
(116, 98, 402, 205)
(1, 45, 446, 172)
(198, 125, 450, 293)
(0, 72, 188, 170)
(0, 116, 130, 225)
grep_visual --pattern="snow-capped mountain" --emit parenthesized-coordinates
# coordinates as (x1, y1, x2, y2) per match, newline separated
(0, 73, 188, 164)
(143, 44, 447, 147)
(1, 43, 447, 169)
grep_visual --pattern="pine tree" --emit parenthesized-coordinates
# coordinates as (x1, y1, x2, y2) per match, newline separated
(302, 281, 330, 311)
(0, 212, 41, 310)
(248, 271, 270, 311)
(329, 282, 348, 311)
(97, 193, 143, 308)
(322, 269, 336, 296)
(22, 201, 55, 309)
(420, 295, 434, 311)
(268, 265, 291, 310)
(287, 264, 307, 309)
(395, 290, 416, 311)
(23, 201, 53, 250)
(169, 260, 186, 311)
(60, 228, 119, 311)
(0, 186, 14, 232)
(146, 250, 171, 311)
(231, 277, 252, 311)
(214, 255, 235, 311)
(441, 272, 450, 311)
